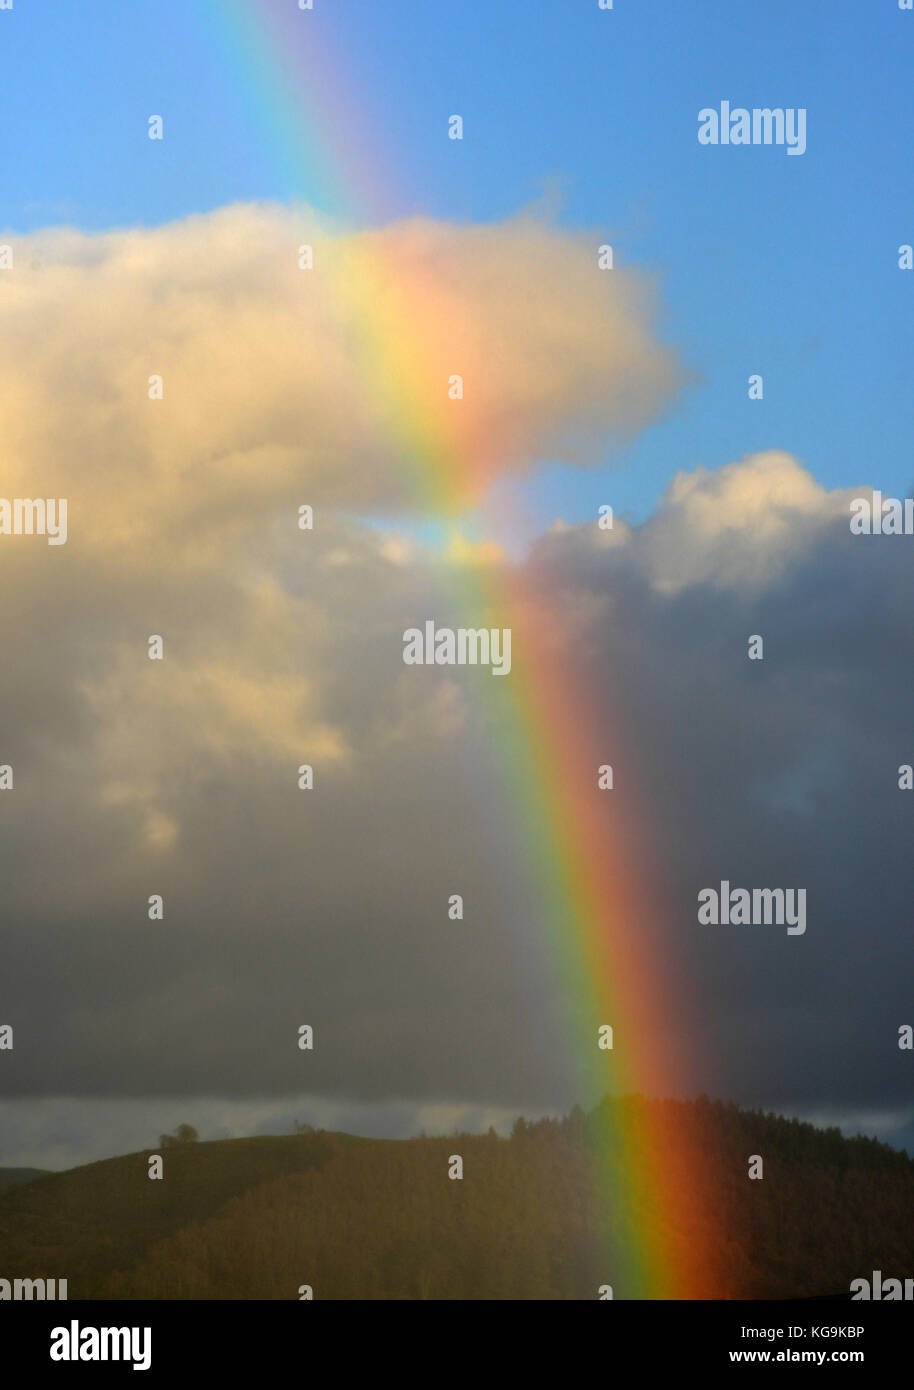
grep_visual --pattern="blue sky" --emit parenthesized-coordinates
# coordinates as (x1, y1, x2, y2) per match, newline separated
(2, 0, 911, 537)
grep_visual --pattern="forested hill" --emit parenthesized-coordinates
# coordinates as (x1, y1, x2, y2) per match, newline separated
(0, 1098, 911, 1299)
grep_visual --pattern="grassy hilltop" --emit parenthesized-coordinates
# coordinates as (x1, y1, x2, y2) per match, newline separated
(1, 1098, 911, 1300)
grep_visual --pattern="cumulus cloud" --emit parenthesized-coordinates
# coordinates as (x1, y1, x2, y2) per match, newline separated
(0, 202, 686, 886)
(552, 450, 859, 594)
(633, 450, 852, 592)
(0, 202, 684, 558)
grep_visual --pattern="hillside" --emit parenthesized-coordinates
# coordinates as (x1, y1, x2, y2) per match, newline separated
(0, 1168, 51, 1197)
(0, 1130, 344, 1294)
(1, 1099, 911, 1299)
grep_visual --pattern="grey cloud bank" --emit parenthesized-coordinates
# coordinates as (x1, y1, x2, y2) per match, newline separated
(1, 453, 912, 1167)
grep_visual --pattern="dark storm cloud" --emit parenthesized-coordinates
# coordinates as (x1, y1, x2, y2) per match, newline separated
(2, 452, 911, 1154)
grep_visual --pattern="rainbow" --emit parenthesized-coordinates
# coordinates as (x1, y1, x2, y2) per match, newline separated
(201, 0, 719, 1298)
